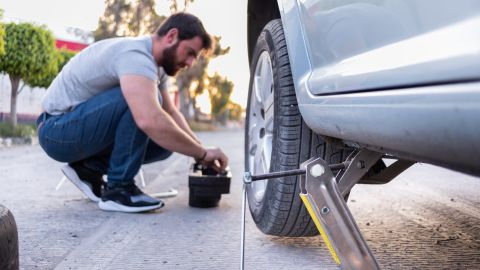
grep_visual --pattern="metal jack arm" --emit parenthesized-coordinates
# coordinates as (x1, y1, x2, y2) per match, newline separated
(299, 150, 382, 270)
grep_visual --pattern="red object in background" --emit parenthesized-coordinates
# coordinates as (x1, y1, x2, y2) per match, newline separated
(55, 39, 88, 52)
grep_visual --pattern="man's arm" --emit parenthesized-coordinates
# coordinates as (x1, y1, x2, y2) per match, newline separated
(120, 75, 228, 171)
(160, 88, 200, 144)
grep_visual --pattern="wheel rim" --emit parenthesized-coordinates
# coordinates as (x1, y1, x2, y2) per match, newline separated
(247, 51, 275, 204)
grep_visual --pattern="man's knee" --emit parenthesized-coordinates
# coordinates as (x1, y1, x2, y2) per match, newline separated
(157, 149, 173, 161)
(143, 142, 173, 164)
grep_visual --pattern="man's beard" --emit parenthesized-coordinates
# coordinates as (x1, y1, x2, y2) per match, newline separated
(162, 42, 180, 76)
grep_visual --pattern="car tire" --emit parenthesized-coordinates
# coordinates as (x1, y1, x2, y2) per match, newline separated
(245, 19, 351, 237)
(0, 204, 19, 270)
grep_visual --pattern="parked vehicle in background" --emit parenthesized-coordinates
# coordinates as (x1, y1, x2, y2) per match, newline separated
(244, 0, 480, 239)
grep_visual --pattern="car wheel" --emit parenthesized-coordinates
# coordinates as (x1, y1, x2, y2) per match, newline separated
(0, 204, 19, 270)
(245, 19, 351, 237)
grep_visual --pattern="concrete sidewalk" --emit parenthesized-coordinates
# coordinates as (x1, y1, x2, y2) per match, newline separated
(0, 130, 337, 270)
(1, 129, 479, 269)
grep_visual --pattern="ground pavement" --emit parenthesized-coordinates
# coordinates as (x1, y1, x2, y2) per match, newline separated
(0, 129, 479, 269)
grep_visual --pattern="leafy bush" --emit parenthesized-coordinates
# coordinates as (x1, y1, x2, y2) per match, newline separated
(0, 123, 35, 138)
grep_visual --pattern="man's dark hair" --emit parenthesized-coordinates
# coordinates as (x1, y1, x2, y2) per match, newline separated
(156, 12, 212, 50)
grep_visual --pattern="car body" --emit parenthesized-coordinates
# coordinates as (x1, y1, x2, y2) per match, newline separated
(244, 1, 480, 266)
(247, 0, 480, 177)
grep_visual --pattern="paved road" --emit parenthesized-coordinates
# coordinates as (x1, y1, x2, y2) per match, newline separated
(0, 129, 479, 269)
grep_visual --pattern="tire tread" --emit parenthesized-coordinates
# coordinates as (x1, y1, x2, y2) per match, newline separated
(245, 19, 351, 237)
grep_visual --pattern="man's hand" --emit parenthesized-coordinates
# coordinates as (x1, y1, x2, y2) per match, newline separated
(198, 147, 229, 173)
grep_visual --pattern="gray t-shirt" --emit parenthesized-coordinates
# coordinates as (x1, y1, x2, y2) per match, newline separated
(42, 36, 168, 115)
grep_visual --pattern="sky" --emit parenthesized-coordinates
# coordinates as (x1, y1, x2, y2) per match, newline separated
(1, 0, 250, 107)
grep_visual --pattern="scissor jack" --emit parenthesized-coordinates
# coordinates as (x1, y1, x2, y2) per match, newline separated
(241, 149, 412, 269)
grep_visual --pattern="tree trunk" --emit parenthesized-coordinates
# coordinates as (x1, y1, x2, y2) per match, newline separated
(9, 76, 20, 127)
(182, 88, 191, 120)
(191, 96, 199, 121)
(177, 81, 191, 120)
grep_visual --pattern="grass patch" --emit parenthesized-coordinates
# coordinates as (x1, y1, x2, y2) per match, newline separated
(0, 123, 36, 138)
(188, 120, 217, 132)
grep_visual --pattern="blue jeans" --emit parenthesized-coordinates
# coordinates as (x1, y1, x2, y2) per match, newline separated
(37, 87, 172, 186)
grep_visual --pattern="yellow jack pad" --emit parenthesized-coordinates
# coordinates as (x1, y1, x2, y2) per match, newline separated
(300, 193, 341, 265)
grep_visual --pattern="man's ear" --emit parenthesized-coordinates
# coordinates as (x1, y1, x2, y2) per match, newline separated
(166, 28, 179, 45)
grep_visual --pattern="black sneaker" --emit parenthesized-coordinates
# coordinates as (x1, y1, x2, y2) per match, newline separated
(61, 162, 105, 202)
(98, 183, 164, 213)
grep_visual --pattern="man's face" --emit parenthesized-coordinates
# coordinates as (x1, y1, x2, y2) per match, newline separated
(162, 36, 203, 76)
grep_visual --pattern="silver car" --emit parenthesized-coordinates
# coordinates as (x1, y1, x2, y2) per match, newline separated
(245, 0, 480, 267)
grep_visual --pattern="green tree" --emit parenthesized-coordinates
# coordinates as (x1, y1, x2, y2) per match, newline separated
(0, 23, 57, 127)
(167, 0, 234, 121)
(175, 35, 230, 120)
(94, 0, 132, 40)
(0, 9, 5, 56)
(94, 0, 166, 41)
(207, 72, 234, 124)
(226, 101, 243, 121)
(24, 49, 76, 89)
(130, 0, 165, 36)
(0, 25, 4, 57)
(168, 0, 195, 13)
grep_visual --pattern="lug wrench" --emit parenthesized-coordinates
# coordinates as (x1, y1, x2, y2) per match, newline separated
(240, 162, 349, 269)
(244, 162, 348, 182)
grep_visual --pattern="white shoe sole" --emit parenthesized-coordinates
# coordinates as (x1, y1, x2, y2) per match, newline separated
(61, 165, 101, 202)
(98, 200, 164, 213)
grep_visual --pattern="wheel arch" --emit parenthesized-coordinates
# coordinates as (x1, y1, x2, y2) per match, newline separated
(247, 0, 281, 66)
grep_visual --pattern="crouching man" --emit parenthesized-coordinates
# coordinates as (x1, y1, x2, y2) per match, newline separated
(37, 13, 228, 213)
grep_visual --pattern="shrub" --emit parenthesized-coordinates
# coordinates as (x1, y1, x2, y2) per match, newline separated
(0, 123, 35, 138)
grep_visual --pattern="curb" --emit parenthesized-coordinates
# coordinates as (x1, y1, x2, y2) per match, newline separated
(0, 136, 37, 147)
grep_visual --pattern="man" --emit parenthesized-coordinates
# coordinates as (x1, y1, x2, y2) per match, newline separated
(36, 13, 229, 213)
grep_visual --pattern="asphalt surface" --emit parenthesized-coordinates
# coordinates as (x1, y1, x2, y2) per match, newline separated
(0, 129, 479, 269)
